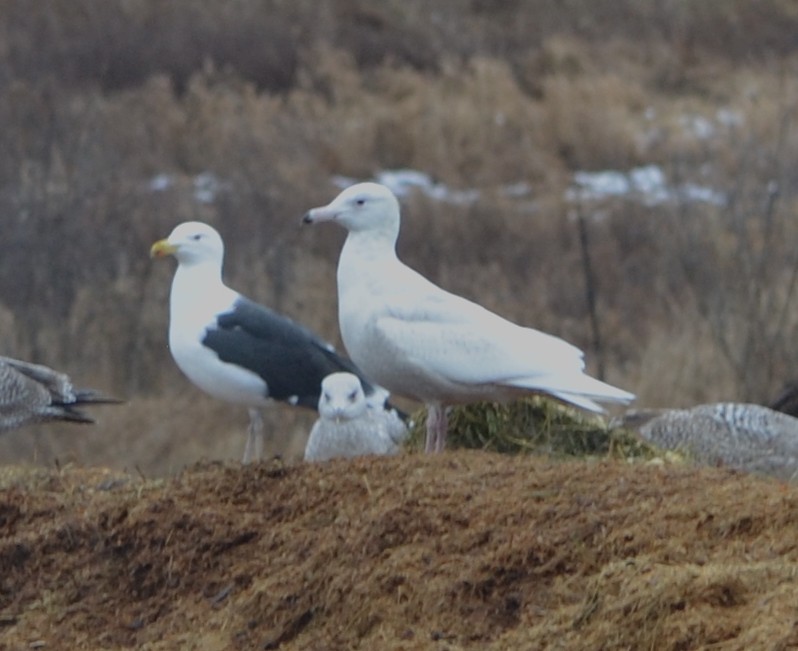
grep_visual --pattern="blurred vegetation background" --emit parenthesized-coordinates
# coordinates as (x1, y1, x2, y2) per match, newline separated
(2, 0, 798, 474)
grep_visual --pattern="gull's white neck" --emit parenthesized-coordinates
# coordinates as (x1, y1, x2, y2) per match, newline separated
(170, 260, 236, 332)
(337, 228, 400, 292)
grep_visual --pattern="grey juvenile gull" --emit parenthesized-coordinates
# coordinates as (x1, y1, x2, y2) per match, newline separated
(0, 355, 117, 432)
(622, 403, 798, 480)
(303, 182, 635, 452)
(151, 221, 395, 463)
(305, 372, 408, 462)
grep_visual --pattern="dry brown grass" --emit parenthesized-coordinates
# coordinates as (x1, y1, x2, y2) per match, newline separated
(3, 454, 798, 649)
(2, 2, 798, 473)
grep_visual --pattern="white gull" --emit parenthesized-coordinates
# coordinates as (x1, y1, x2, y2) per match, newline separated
(304, 372, 407, 462)
(303, 182, 635, 452)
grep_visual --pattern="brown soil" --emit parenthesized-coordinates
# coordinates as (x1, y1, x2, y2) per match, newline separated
(1, 452, 797, 650)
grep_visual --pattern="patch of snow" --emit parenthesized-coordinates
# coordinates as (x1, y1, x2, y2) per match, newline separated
(679, 109, 745, 141)
(569, 170, 631, 199)
(333, 169, 481, 205)
(499, 182, 532, 198)
(681, 114, 715, 140)
(422, 184, 481, 206)
(376, 169, 436, 196)
(331, 165, 724, 213)
(628, 166, 671, 204)
(193, 172, 227, 204)
(678, 183, 726, 206)
(148, 174, 173, 192)
(566, 164, 726, 208)
(716, 108, 744, 128)
(146, 171, 230, 204)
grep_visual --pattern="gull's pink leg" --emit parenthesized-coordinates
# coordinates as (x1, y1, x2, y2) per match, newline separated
(435, 406, 448, 452)
(243, 408, 264, 464)
(425, 403, 448, 453)
(425, 404, 437, 453)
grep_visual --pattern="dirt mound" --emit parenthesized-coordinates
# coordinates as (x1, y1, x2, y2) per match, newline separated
(1, 453, 798, 650)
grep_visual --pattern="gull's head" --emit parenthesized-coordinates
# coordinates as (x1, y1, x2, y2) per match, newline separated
(318, 372, 368, 422)
(302, 183, 400, 236)
(150, 221, 224, 267)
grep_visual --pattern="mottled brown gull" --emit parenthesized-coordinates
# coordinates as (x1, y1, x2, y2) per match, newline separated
(622, 403, 798, 480)
(0, 356, 116, 432)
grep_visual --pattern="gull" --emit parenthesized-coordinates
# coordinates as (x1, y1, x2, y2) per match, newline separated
(0, 355, 117, 432)
(151, 221, 395, 463)
(303, 182, 634, 452)
(621, 403, 798, 480)
(304, 372, 408, 462)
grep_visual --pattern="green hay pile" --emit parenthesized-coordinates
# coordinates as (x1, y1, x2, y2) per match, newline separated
(407, 396, 659, 460)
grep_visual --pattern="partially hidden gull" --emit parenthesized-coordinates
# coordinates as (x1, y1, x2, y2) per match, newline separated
(151, 221, 396, 463)
(769, 382, 798, 418)
(621, 403, 798, 480)
(303, 182, 635, 452)
(305, 372, 408, 462)
(0, 355, 118, 432)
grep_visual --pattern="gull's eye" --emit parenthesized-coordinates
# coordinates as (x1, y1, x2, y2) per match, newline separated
(190, 233, 203, 241)
(355, 197, 366, 206)
(347, 390, 358, 403)
(323, 392, 331, 403)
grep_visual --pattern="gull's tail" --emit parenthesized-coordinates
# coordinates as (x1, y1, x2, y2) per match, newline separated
(506, 373, 635, 414)
(51, 389, 124, 424)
